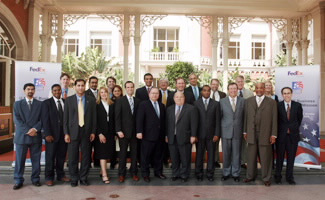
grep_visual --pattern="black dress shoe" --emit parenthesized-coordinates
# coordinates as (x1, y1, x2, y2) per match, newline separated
(80, 180, 89, 186)
(221, 176, 230, 181)
(32, 182, 41, 187)
(233, 177, 240, 182)
(275, 178, 282, 184)
(171, 177, 178, 181)
(207, 177, 214, 182)
(241, 164, 247, 169)
(71, 181, 78, 187)
(13, 183, 23, 190)
(197, 176, 203, 181)
(215, 162, 221, 168)
(181, 177, 188, 183)
(287, 180, 296, 185)
(243, 178, 255, 183)
(143, 176, 151, 182)
(155, 174, 167, 180)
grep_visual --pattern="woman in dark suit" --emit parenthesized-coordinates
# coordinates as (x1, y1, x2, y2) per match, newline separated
(111, 85, 123, 102)
(94, 87, 115, 184)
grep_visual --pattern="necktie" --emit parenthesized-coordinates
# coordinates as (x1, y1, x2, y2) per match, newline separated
(154, 102, 160, 118)
(57, 100, 64, 126)
(94, 90, 98, 99)
(129, 97, 134, 114)
(64, 90, 68, 99)
(28, 100, 32, 111)
(231, 98, 236, 112)
(239, 90, 243, 98)
(175, 106, 181, 123)
(212, 91, 216, 100)
(162, 91, 167, 106)
(204, 99, 208, 110)
(78, 98, 84, 127)
(287, 103, 291, 121)
(257, 97, 262, 107)
(147, 87, 151, 94)
(194, 87, 199, 100)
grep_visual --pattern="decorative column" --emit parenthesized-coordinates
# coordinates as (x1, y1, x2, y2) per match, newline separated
(134, 14, 141, 88)
(56, 13, 64, 63)
(222, 17, 229, 91)
(40, 10, 49, 62)
(123, 14, 130, 84)
(211, 17, 218, 78)
(295, 41, 302, 65)
(27, 2, 41, 61)
(47, 37, 53, 61)
(286, 19, 294, 66)
(301, 16, 310, 65)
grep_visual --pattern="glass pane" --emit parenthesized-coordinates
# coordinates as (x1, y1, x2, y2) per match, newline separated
(237, 50, 240, 59)
(176, 29, 179, 40)
(256, 48, 262, 59)
(167, 29, 175, 40)
(255, 42, 262, 47)
(158, 42, 165, 52)
(228, 47, 236, 59)
(229, 42, 236, 47)
(154, 29, 157, 40)
(167, 42, 174, 52)
(251, 48, 254, 59)
(95, 39, 102, 44)
(158, 29, 166, 40)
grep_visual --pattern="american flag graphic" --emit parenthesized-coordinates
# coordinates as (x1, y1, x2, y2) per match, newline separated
(295, 118, 320, 165)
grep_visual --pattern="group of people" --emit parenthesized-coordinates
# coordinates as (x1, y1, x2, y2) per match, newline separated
(12, 72, 303, 190)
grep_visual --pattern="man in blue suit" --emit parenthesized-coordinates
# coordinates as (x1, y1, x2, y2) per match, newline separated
(13, 83, 42, 190)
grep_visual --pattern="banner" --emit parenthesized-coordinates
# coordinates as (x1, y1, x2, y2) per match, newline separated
(13, 61, 62, 167)
(275, 65, 321, 169)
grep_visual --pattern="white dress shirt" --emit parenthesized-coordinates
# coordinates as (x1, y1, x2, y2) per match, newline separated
(53, 96, 64, 111)
(211, 90, 220, 101)
(101, 100, 110, 122)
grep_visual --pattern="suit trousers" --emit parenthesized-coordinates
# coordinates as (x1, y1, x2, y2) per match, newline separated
(45, 132, 68, 181)
(275, 134, 298, 181)
(141, 139, 164, 177)
(214, 139, 220, 163)
(68, 127, 91, 182)
(241, 136, 247, 164)
(222, 138, 241, 177)
(14, 143, 42, 184)
(195, 138, 216, 178)
(169, 136, 192, 179)
(118, 136, 138, 176)
(246, 132, 273, 182)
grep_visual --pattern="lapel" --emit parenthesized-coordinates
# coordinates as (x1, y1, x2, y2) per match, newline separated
(149, 101, 159, 119)
(176, 104, 186, 124)
(143, 86, 149, 99)
(198, 98, 205, 111)
(206, 98, 213, 112)
(21, 99, 30, 119)
(50, 97, 59, 115)
(84, 95, 89, 114)
(99, 101, 107, 116)
(170, 104, 176, 123)
(124, 96, 133, 116)
(71, 95, 78, 114)
(225, 97, 234, 113)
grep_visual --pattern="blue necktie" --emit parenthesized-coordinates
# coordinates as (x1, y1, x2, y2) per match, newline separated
(154, 102, 160, 118)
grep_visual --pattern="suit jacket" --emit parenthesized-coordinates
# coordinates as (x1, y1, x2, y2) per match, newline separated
(194, 98, 221, 139)
(220, 96, 245, 139)
(115, 95, 140, 139)
(239, 88, 254, 99)
(41, 97, 65, 142)
(63, 94, 97, 141)
(277, 101, 303, 143)
(136, 100, 166, 142)
(166, 90, 195, 107)
(135, 86, 150, 102)
(13, 99, 42, 144)
(166, 104, 198, 145)
(244, 96, 277, 145)
(158, 89, 172, 105)
(85, 89, 97, 99)
(185, 85, 202, 100)
(96, 102, 115, 138)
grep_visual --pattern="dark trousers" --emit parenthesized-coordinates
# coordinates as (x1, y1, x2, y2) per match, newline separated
(68, 127, 91, 182)
(141, 139, 164, 177)
(163, 142, 170, 164)
(118, 136, 138, 176)
(169, 136, 192, 179)
(195, 138, 216, 178)
(45, 133, 68, 181)
(275, 134, 298, 181)
(14, 143, 42, 184)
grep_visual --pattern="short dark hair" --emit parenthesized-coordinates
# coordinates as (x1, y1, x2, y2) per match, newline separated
(106, 76, 116, 85)
(227, 82, 238, 90)
(75, 79, 86, 86)
(144, 73, 153, 80)
(236, 75, 245, 80)
(88, 76, 98, 83)
(60, 73, 71, 80)
(23, 83, 35, 90)
(51, 84, 61, 90)
(124, 81, 134, 88)
(281, 87, 293, 94)
(210, 79, 220, 84)
(202, 85, 211, 90)
(175, 77, 186, 84)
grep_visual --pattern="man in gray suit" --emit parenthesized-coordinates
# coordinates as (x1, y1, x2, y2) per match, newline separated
(220, 83, 245, 182)
(166, 92, 198, 182)
(243, 82, 277, 187)
(13, 83, 42, 190)
(194, 85, 220, 182)
(235, 75, 254, 169)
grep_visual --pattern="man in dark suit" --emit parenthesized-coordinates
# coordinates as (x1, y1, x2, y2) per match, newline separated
(13, 83, 42, 190)
(194, 85, 221, 182)
(115, 81, 140, 183)
(167, 77, 195, 107)
(64, 79, 97, 187)
(85, 76, 98, 99)
(275, 87, 303, 185)
(136, 87, 166, 182)
(135, 73, 153, 102)
(106, 76, 116, 98)
(185, 73, 201, 101)
(243, 82, 277, 187)
(166, 91, 198, 182)
(158, 78, 172, 107)
(41, 84, 71, 186)
(220, 83, 245, 182)
(210, 78, 226, 168)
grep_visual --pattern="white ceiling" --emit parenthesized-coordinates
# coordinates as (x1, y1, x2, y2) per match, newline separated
(41, 0, 320, 17)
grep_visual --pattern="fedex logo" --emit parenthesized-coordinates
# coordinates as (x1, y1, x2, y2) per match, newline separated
(30, 66, 46, 72)
(288, 71, 303, 76)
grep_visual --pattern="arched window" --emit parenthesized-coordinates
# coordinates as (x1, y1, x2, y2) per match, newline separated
(0, 20, 16, 59)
